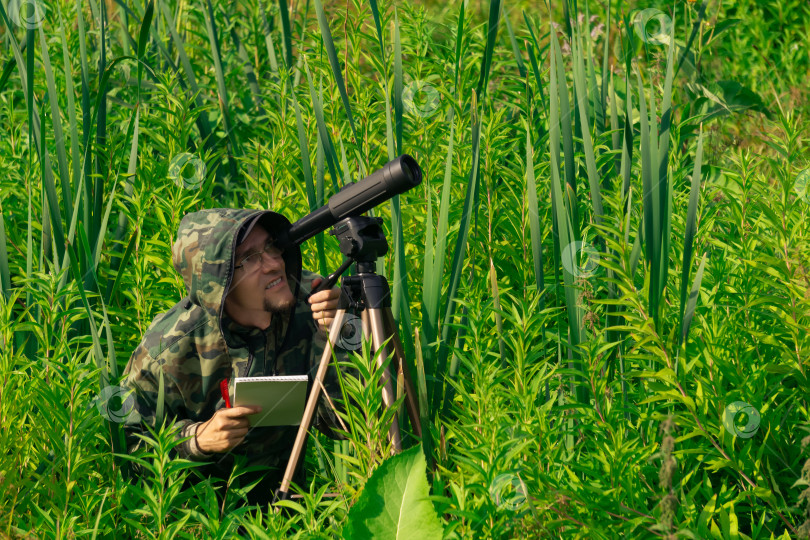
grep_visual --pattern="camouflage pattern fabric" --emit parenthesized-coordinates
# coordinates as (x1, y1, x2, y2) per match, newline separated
(121, 208, 343, 483)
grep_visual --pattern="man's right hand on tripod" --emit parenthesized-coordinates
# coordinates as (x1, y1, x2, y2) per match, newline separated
(195, 405, 262, 453)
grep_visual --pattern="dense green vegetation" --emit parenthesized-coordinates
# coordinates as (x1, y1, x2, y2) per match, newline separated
(1, 0, 808, 537)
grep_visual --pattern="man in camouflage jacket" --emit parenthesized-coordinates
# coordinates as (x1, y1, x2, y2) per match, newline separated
(122, 208, 344, 504)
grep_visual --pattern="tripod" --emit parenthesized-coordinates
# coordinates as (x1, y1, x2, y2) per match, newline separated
(275, 216, 422, 501)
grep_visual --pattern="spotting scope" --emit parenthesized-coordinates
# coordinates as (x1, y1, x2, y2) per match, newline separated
(276, 155, 422, 249)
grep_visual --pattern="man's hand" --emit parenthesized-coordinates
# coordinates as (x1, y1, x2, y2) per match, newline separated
(195, 406, 261, 453)
(308, 277, 340, 331)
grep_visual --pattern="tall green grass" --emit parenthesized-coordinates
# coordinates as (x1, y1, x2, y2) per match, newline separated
(0, 0, 807, 537)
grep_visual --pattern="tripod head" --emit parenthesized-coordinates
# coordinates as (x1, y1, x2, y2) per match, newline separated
(331, 216, 388, 273)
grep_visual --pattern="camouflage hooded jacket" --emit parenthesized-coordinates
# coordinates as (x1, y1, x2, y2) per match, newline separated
(122, 208, 341, 476)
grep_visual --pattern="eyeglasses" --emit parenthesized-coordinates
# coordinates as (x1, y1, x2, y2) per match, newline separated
(234, 242, 284, 273)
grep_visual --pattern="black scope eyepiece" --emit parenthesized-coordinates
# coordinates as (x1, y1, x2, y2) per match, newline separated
(277, 154, 422, 249)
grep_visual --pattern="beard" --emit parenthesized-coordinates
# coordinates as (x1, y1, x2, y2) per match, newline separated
(263, 281, 296, 314)
(263, 296, 295, 314)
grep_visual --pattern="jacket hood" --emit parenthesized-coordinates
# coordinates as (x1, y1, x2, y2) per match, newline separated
(171, 208, 303, 322)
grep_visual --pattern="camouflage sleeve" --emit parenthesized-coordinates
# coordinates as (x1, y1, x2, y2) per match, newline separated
(121, 344, 213, 462)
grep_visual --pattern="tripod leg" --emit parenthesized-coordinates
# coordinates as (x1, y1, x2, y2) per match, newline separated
(381, 309, 422, 438)
(277, 309, 347, 500)
(365, 308, 402, 452)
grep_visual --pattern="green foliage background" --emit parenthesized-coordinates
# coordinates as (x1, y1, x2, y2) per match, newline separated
(0, 0, 809, 537)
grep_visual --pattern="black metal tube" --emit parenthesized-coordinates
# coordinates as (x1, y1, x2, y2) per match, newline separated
(277, 155, 422, 248)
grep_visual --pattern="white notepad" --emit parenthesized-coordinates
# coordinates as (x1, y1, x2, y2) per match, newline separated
(233, 375, 309, 427)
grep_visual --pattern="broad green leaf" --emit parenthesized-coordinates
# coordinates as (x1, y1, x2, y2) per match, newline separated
(342, 445, 443, 540)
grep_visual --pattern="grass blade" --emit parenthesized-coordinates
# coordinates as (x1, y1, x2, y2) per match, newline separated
(679, 126, 704, 346)
(421, 114, 456, 390)
(524, 24, 548, 121)
(0, 202, 9, 298)
(304, 61, 343, 193)
(609, 72, 620, 160)
(106, 227, 138, 305)
(489, 259, 506, 365)
(550, 19, 586, 403)
(524, 118, 544, 299)
(304, 63, 342, 193)
(92, 0, 108, 255)
(413, 328, 433, 467)
(393, 8, 403, 154)
(113, 0, 152, 252)
(278, 0, 293, 69)
(550, 24, 578, 234)
(681, 252, 707, 347)
(38, 22, 71, 224)
(601, 4, 611, 133)
(260, 1, 280, 77)
(502, 4, 526, 78)
(313, 0, 358, 145)
(39, 106, 67, 267)
(227, 13, 264, 114)
(658, 21, 676, 188)
(203, 0, 241, 182)
(621, 73, 633, 203)
(422, 180, 434, 316)
(157, 0, 213, 144)
(571, 24, 604, 226)
(59, 11, 82, 215)
(77, 0, 91, 229)
(453, 1, 465, 92)
(315, 132, 328, 275)
(437, 113, 482, 412)
(637, 68, 657, 322)
(583, 4, 601, 130)
(389, 7, 414, 366)
(476, 0, 501, 100)
(112, 106, 139, 260)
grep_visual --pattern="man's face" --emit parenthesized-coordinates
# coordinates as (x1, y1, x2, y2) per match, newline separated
(224, 225, 295, 328)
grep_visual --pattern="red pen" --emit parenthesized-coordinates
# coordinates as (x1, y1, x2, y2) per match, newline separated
(220, 378, 232, 408)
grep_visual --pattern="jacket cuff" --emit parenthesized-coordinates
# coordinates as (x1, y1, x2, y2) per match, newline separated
(179, 421, 214, 461)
